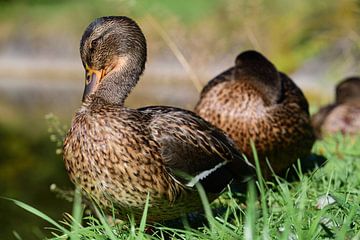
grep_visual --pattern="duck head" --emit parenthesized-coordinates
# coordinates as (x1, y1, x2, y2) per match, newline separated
(235, 50, 282, 105)
(80, 16, 147, 104)
(335, 76, 360, 104)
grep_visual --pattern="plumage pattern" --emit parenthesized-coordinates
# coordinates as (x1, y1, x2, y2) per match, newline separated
(194, 50, 315, 179)
(312, 76, 360, 138)
(63, 16, 254, 222)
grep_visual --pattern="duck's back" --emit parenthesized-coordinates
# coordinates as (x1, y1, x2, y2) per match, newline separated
(195, 70, 314, 178)
(314, 102, 360, 136)
(312, 76, 360, 137)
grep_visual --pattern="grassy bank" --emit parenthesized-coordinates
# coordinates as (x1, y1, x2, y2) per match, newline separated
(10, 134, 360, 239)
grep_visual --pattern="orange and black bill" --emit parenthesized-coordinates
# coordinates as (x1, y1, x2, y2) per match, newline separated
(82, 65, 104, 101)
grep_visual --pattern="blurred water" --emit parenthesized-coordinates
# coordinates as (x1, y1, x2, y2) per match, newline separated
(0, 53, 339, 120)
(0, 55, 202, 118)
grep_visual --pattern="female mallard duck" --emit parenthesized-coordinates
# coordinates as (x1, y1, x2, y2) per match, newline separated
(194, 50, 315, 179)
(312, 76, 360, 138)
(63, 16, 255, 222)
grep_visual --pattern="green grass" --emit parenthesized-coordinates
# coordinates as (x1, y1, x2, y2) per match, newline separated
(8, 134, 360, 239)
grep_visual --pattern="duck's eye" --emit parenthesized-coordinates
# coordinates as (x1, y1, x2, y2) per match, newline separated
(90, 37, 101, 50)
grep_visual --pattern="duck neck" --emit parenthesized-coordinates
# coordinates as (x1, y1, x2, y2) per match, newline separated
(94, 67, 140, 106)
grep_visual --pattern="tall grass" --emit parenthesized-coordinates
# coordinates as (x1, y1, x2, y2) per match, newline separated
(7, 134, 360, 239)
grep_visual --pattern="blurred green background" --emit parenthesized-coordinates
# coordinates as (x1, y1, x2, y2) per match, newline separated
(0, 0, 359, 239)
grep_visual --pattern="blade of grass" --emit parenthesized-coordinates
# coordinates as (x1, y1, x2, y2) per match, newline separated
(335, 203, 358, 240)
(195, 182, 214, 226)
(146, 14, 203, 92)
(4, 198, 70, 235)
(295, 177, 309, 239)
(195, 183, 240, 239)
(12, 231, 22, 240)
(70, 186, 83, 240)
(250, 140, 269, 239)
(92, 203, 118, 240)
(244, 181, 257, 240)
(139, 192, 150, 233)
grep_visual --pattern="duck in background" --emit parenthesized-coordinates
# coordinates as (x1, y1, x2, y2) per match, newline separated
(194, 50, 315, 179)
(312, 76, 360, 138)
(63, 16, 255, 223)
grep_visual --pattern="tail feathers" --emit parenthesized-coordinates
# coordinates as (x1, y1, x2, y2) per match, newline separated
(194, 163, 234, 193)
(186, 159, 254, 194)
(177, 162, 234, 194)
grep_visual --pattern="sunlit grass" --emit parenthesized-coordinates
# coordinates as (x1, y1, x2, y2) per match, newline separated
(7, 134, 360, 239)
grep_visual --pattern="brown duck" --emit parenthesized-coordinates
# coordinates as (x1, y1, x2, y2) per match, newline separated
(63, 16, 255, 222)
(312, 76, 360, 138)
(194, 50, 315, 179)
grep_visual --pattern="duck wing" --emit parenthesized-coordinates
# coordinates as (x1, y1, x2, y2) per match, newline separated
(138, 106, 255, 193)
(198, 67, 235, 97)
(279, 72, 311, 113)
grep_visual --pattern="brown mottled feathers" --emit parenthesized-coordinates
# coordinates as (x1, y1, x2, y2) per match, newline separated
(194, 50, 315, 179)
(312, 76, 360, 138)
(64, 97, 254, 222)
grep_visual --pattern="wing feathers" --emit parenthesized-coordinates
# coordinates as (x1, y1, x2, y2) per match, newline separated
(138, 106, 255, 193)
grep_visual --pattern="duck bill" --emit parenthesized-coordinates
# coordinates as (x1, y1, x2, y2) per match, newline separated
(82, 66, 104, 102)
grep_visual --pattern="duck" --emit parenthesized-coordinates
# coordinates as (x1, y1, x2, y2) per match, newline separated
(312, 76, 360, 138)
(62, 16, 255, 222)
(194, 50, 315, 179)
